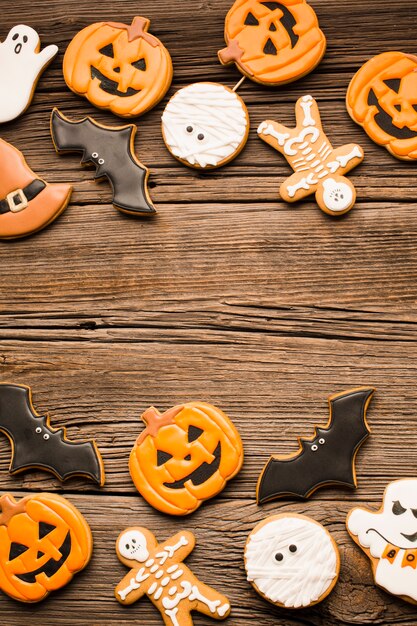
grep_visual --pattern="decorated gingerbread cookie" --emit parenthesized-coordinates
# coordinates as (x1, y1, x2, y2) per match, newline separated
(129, 402, 243, 515)
(218, 0, 326, 86)
(161, 82, 249, 169)
(347, 479, 417, 604)
(115, 527, 231, 624)
(257, 387, 374, 503)
(0, 492, 92, 602)
(63, 16, 173, 118)
(51, 109, 156, 216)
(258, 95, 364, 216)
(0, 383, 105, 485)
(245, 514, 340, 608)
(0, 25, 58, 124)
(0, 138, 72, 240)
(347, 52, 417, 160)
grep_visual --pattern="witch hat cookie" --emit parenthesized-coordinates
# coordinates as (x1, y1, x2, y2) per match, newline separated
(0, 139, 72, 240)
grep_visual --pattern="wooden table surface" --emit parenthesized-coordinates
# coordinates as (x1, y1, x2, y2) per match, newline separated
(1, 0, 417, 624)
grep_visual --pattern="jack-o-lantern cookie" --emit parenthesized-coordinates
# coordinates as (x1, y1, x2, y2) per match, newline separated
(347, 52, 417, 160)
(245, 514, 340, 608)
(115, 527, 231, 624)
(161, 82, 249, 169)
(0, 138, 72, 240)
(0, 25, 58, 124)
(218, 0, 326, 86)
(347, 479, 417, 605)
(0, 493, 92, 602)
(258, 95, 364, 216)
(63, 16, 173, 118)
(129, 402, 243, 516)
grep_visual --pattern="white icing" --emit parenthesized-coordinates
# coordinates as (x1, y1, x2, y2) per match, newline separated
(327, 145, 363, 173)
(321, 179, 353, 212)
(118, 530, 149, 562)
(347, 479, 417, 602)
(284, 128, 320, 156)
(162, 83, 248, 168)
(0, 25, 58, 124)
(287, 173, 318, 198)
(301, 95, 315, 127)
(257, 121, 290, 146)
(245, 516, 338, 608)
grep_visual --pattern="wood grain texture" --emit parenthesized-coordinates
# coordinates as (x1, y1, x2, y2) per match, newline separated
(1, 0, 417, 624)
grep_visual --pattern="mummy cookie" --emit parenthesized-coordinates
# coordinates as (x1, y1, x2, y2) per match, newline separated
(347, 479, 417, 604)
(0, 493, 92, 602)
(63, 17, 173, 118)
(161, 83, 249, 169)
(245, 514, 340, 608)
(258, 95, 365, 216)
(0, 25, 58, 124)
(347, 52, 417, 160)
(51, 109, 156, 216)
(115, 527, 231, 624)
(257, 387, 374, 503)
(218, 0, 326, 86)
(129, 402, 243, 516)
(0, 138, 72, 240)
(0, 383, 105, 485)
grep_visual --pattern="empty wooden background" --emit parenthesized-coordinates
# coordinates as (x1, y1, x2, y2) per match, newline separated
(1, 0, 417, 624)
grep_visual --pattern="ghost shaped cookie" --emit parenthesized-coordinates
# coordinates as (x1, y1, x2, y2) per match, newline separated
(161, 82, 250, 169)
(245, 514, 340, 608)
(0, 25, 58, 124)
(347, 479, 417, 604)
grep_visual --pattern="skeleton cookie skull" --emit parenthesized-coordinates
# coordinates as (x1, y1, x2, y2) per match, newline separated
(347, 479, 417, 604)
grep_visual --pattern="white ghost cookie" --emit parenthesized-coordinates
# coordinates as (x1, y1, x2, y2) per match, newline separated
(245, 514, 340, 609)
(161, 82, 249, 169)
(347, 479, 417, 604)
(0, 25, 58, 124)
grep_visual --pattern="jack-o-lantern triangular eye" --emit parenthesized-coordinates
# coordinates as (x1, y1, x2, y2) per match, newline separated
(384, 78, 401, 93)
(132, 58, 147, 71)
(157, 450, 173, 466)
(188, 425, 204, 442)
(263, 39, 277, 55)
(9, 542, 29, 561)
(99, 43, 114, 58)
(39, 522, 56, 539)
(244, 12, 259, 25)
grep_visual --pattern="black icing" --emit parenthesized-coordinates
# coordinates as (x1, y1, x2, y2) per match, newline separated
(261, 2, 299, 48)
(132, 58, 146, 71)
(257, 388, 374, 502)
(16, 532, 71, 583)
(0, 383, 103, 484)
(90, 66, 139, 98)
(393, 500, 406, 515)
(367, 88, 417, 140)
(99, 43, 114, 58)
(39, 522, 56, 538)
(164, 442, 221, 490)
(402, 531, 417, 543)
(263, 38, 277, 55)
(188, 425, 203, 443)
(51, 109, 156, 215)
(384, 78, 401, 93)
(244, 12, 259, 25)
(157, 450, 173, 466)
(9, 542, 29, 561)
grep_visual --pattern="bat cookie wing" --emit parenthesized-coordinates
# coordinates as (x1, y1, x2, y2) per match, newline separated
(257, 387, 375, 503)
(0, 383, 105, 485)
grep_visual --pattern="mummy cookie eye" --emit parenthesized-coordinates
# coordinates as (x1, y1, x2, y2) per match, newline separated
(274, 552, 283, 562)
(392, 500, 407, 515)
(289, 544, 297, 553)
(197, 133, 204, 141)
(186, 126, 193, 133)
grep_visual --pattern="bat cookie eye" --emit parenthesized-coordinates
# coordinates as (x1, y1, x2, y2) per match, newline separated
(392, 500, 407, 515)
(43, 434, 50, 440)
(35, 427, 42, 434)
(275, 552, 284, 562)
(311, 444, 318, 451)
(319, 438, 325, 445)
(98, 158, 105, 165)
(92, 152, 98, 159)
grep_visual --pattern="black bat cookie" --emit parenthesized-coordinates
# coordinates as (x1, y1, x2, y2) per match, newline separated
(50, 108, 156, 216)
(0, 383, 105, 485)
(257, 387, 375, 503)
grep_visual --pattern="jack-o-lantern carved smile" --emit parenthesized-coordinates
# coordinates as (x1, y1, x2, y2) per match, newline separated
(63, 17, 173, 118)
(347, 52, 417, 160)
(129, 402, 244, 515)
(0, 493, 93, 602)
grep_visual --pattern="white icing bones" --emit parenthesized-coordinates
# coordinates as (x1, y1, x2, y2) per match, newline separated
(162, 82, 248, 168)
(0, 25, 58, 124)
(245, 516, 338, 608)
(347, 479, 417, 602)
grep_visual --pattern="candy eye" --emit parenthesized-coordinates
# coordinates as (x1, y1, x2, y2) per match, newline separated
(274, 553, 283, 562)
(43, 433, 50, 440)
(35, 427, 42, 434)
(311, 444, 318, 452)
(319, 438, 325, 445)
(289, 544, 297, 553)
(186, 126, 193, 133)
(197, 133, 204, 141)
(98, 158, 105, 165)
(392, 500, 407, 515)
(92, 152, 98, 159)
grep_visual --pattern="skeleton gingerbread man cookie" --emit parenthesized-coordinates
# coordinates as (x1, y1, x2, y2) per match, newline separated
(115, 527, 231, 625)
(347, 479, 417, 604)
(0, 25, 58, 124)
(258, 95, 364, 216)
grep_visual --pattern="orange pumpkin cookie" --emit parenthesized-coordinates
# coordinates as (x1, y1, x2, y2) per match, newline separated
(63, 16, 173, 118)
(0, 493, 92, 602)
(347, 52, 417, 160)
(115, 527, 231, 624)
(0, 138, 72, 240)
(258, 95, 364, 216)
(129, 402, 243, 516)
(218, 0, 326, 86)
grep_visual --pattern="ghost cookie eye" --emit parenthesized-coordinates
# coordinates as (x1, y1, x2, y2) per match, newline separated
(392, 500, 407, 515)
